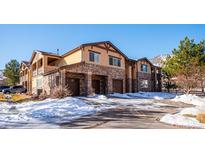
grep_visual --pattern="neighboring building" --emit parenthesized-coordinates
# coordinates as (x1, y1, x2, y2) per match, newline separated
(126, 57, 162, 93)
(20, 61, 31, 92)
(20, 41, 162, 96)
(0, 70, 7, 86)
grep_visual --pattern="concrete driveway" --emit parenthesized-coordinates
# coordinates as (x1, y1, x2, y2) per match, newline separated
(60, 98, 193, 129)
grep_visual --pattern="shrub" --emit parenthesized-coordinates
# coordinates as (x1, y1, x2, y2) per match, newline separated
(196, 113, 205, 123)
(51, 86, 73, 99)
(39, 90, 48, 100)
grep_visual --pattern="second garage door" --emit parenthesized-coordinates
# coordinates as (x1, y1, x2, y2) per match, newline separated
(92, 79, 101, 94)
(113, 79, 123, 93)
(66, 78, 80, 96)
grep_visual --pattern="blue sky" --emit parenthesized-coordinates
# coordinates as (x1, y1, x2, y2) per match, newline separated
(0, 24, 205, 69)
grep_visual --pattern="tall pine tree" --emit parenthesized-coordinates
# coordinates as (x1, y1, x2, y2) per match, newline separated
(163, 37, 205, 94)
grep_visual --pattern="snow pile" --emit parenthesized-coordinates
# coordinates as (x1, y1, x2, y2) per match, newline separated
(96, 95, 108, 100)
(0, 97, 112, 128)
(160, 114, 205, 128)
(127, 92, 176, 99)
(178, 107, 202, 116)
(81, 95, 113, 104)
(173, 94, 205, 106)
(161, 94, 205, 128)
(108, 93, 132, 99)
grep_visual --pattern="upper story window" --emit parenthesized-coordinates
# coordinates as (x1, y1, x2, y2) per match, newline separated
(89, 51, 100, 63)
(141, 64, 148, 72)
(109, 56, 121, 67)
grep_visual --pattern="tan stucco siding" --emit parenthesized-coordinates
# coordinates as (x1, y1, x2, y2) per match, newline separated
(82, 46, 125, 69)
(32, 75, 43, 94)
(137, 60, 152, 74)
(58, 50, 82, 66)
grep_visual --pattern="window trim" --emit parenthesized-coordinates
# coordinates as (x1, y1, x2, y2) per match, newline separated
(140, 64, 148, 72)
(89, 50, 100, 63)
(109, 55, 121, 67)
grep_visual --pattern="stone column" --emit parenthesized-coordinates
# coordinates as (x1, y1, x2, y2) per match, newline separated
(108, 76, 113, 94)
(85, 72, 92, 96)
(60, 69, 66, 90)
(123, 78, 126, 93)
(128, 66, 132, 93)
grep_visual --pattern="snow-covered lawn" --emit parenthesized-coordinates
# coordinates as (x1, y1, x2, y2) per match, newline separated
(109, 92, 176, 100)
(0, 97, 113, 128)
(160, 94, 205, 128)
(1, 91, 205, 129)
(81, 93, 175, 111)
(161, 114, 205, 128)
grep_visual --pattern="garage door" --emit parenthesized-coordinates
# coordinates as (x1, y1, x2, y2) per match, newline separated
(92, 80, 100, 94)
(113, 79, 123, 93)
(66, 78, 80, 96)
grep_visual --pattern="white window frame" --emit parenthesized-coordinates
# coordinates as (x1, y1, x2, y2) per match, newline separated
(141, 64, 148, 72)
(89, 51, 100, 63)
(109, 56, 121, 67)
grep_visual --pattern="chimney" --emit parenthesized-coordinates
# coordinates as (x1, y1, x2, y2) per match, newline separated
(57, 49, 59, 55)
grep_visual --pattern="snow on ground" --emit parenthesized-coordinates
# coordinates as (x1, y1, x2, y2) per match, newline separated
(81, 93, 175, 111)
(108, 92, 176, 100)
(161, 94, 205, 128)
(112, 98, 172, 110)
(0, 97, 113, 128)
(160, 114, 205, 128)
(127, 92, 176, 99)
(79, 95, 113, 104)
(178, 107, 202, 116)
(173, 94, 205, 106)
(108, 93, 132, 99)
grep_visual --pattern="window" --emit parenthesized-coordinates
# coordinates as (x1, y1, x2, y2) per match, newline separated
(89, 51, 100, 63)
(140, 80, 148, 88)
(109, 56, 121, 67)
(141, 64, 148, 72)
(36, 79, 42, 89)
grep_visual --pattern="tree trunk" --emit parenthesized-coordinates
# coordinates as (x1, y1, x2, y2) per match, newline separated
(201, 80, 204, 94)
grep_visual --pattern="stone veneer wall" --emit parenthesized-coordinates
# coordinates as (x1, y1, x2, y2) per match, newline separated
(33, 62, 162, 96)
(137, 72, 152, 92)
(54, 62, 126, 95)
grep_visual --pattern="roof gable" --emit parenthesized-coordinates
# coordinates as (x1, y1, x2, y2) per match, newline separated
(30, 50, 62, 64)
(20, 61, 30, 69)
(136, 57, 153, 66)
(62, 41, 128, 59)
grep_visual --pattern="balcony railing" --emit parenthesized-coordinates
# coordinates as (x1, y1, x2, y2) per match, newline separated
(45, 65, 59, 73)
(37, 67, 43, 75)
(32, 70, 37, 77)
(20, 75, 28, 82)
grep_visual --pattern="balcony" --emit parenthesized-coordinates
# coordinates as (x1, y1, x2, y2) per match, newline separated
(37, 67, 44, 75)
(32, 70, 37, 77)
(45, 65, 59, 73)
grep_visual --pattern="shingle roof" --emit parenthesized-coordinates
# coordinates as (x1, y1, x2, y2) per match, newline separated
(21, 61, 30, 67)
